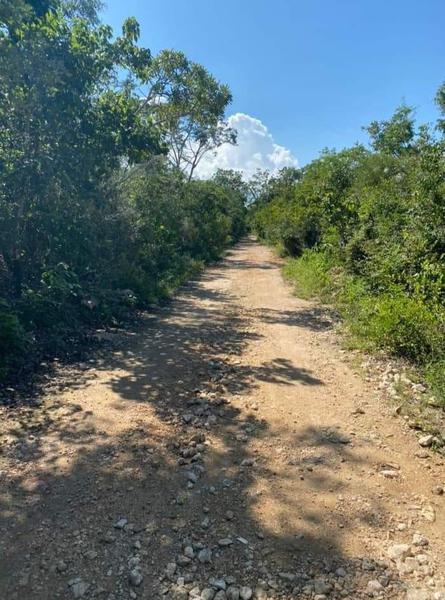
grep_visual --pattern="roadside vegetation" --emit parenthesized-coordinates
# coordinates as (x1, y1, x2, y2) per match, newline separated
(0, 0, 248, 382)
(250, 99, 445, 406)
(2, 1, 444, 413)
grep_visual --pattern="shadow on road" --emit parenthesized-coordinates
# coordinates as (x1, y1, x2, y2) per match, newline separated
(0, 242, 398, 599)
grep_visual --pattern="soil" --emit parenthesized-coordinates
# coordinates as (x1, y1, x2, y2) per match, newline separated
(1, 239, 444, 600)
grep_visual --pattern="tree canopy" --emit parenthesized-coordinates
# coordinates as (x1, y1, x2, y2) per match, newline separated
(144, 49, 236, 180)
(0, 0, 246, 381)
(250, 101, 445, 400)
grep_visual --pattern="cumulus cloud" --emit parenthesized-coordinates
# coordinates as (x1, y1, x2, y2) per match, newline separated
(195, 112, 298, 180)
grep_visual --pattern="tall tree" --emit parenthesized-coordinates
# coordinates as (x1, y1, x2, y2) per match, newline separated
(144, 50, 236, 180)
(0, 0, 160, 292)
(364, 105, 415, 156)
(436, 81, 445, 134)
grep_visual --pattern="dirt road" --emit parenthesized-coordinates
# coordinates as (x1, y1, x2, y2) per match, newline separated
(1, 239, 444, 600)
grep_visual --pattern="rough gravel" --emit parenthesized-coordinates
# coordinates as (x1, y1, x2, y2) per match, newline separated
(1, 239, 444, 600)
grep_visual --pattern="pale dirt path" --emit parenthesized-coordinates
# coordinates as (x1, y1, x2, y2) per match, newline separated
(0, 239, 444, 600)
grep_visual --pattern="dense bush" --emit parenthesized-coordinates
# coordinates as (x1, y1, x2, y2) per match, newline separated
(0, 1, 247, 381)
(115, 162, 247, 301)
(283, 251, 334, 301)
(0, 300, 26, 380)
(251, 101, 445, 402)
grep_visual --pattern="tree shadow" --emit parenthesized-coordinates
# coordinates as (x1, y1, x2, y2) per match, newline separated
(256, 307, 338, 332)
(0, 251, 404, 599)
(217, 239, 279, 272)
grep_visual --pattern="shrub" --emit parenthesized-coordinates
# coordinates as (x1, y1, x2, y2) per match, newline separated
(344, 289, 444, 361)
(0, 300, 26, 381)
(283, 250, 333, 301)
(250, 105, 445, 401)
(425, 360, 445, 408)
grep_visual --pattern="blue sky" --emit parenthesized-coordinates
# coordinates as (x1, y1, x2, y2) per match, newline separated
(102, 0, 445, 173)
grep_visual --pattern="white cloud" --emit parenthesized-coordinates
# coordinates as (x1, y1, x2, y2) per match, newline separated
(195, 112, 298, 180)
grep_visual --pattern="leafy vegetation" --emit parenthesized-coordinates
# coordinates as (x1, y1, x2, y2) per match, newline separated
(1, 0, 444, 407)
(251, 97, 445, 403)
(0, 0, 247, 381)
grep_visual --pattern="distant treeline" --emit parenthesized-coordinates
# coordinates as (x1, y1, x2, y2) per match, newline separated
(0, 0, 247, 381)
(251, 97, 445, 403)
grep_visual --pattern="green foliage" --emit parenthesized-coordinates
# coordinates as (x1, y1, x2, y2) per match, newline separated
(0, 300, 26, 380)
(0, 4, 246, 381)
(436, 81, 445, 134)
(19, 263, 81, 329)
(114, 162, 247, 303)
(283, 250, 333, 301)
(345, 289, 444, 361)
(364, 105, 415, 156)
(251, 100, 445, 401)
(145, 50, 236, 179)
(425, 360, 445, 408)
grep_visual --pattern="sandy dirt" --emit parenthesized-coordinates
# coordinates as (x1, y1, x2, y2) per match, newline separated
(1, 239, 444, 600)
